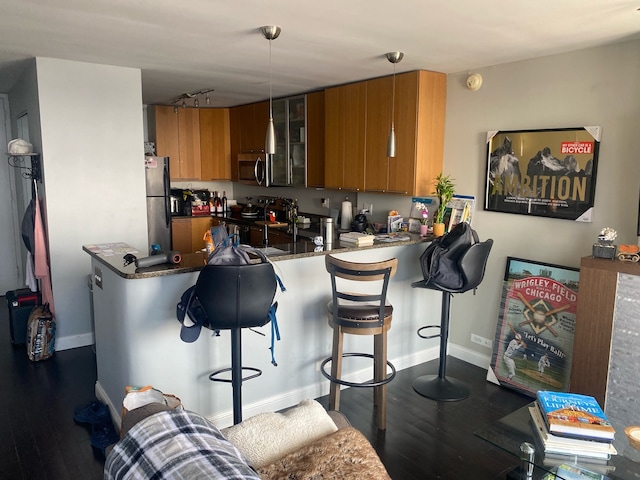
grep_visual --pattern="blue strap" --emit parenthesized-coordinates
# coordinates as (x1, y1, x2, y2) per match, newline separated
(268, 304, 280, 366)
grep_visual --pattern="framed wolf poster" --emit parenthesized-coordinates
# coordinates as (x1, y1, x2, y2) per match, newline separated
(485, 127, 600, 222)
(486, 257, 580, 397)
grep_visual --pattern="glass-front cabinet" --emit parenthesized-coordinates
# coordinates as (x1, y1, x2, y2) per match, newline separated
(270, 95, 306, 187)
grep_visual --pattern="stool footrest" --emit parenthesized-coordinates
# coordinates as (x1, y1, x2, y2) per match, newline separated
(209, 367, 262, 384)
(320, 353, 396, 388)
(417, 325, 441, 339)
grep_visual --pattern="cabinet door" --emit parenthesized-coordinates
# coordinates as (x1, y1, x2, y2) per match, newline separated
(190, 217, 213, 253)
(200, 108, 231, 180)
(411, 70, 446, 197)
(171, 218, 192, 253)
(306, 91, 325, 188)
(250, 101, 270, 152)
(342, 82, 366, 191)
(324, 82, 366, 191)
(249, 226, 264, 246)
(365, 75, 393, 193)
(268, 229, 291, 245)
(388, 71, 420, 195)
(177, 108, 201, 180)
(151, 106, 181, 180)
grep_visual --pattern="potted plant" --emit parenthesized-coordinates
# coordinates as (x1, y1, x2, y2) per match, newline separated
(433, 173, 455, 237)
(414, 201, 430, 236)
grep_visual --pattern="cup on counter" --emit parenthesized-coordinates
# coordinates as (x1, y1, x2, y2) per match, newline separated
(313, 236, 324, 246)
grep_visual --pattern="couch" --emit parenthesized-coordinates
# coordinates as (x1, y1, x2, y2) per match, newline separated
(104, 399, 390, 479)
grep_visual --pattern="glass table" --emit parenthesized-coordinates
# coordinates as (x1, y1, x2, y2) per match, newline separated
(475, 402, 640, 479)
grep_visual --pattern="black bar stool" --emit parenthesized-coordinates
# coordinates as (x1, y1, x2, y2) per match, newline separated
(321, 255, 398, 430)
(411, 239, 493, 401)
(195, 262, 277, 424)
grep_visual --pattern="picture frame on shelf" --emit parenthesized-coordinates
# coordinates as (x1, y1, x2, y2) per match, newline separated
(486, 257, 580, 398)
(484, 127, 600, 222)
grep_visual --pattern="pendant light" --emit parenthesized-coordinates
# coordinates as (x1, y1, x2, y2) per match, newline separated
(386, 51, 404, 158)
(261, 25, 281, 155)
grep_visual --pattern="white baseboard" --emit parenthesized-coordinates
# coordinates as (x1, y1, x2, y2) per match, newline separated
(95, 343, 490, 431)
(55, 332, 94, 351)
(207, 345, 442, 428)
(95, 381, 122, 430)
(448, 343, 491, 370)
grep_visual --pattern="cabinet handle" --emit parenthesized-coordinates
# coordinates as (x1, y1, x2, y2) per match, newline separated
(385, 189, 409, 195)
(365, 189, 408, 195)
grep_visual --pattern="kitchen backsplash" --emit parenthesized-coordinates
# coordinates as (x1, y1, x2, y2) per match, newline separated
(170, 180, 416, 225)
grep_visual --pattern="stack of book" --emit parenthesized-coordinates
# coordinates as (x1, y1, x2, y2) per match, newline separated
(530, 391, 617, 461)
(339, 232, 375, 247)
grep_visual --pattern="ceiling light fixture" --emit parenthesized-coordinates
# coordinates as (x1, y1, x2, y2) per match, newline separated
(170, 89, 215, 109)
(261, 25, 281, 155)
(386, 51, 404, 158)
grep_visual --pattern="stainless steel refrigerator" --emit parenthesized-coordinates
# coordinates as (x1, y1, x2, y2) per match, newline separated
(144, 156, 171, 252)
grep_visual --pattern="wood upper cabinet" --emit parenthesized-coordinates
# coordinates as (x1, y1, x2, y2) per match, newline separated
(148, 105, 201, 181)
(200, 108, 231, 181)
(364, 75, 393, 193)
(306, 90, 325, 188)
(365, 70, 446, 196)
(229, 101, 269, 180)
(324, 82, 366, 191)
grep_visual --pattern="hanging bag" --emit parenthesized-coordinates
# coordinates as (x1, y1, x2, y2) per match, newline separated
(26, 303, 56, 361)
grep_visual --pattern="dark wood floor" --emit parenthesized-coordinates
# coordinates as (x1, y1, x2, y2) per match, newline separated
(0, 295, 532, 479)
(316, 358, 532, 479)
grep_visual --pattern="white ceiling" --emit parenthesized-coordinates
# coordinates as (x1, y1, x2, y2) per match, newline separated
(0, 0, 638, 107)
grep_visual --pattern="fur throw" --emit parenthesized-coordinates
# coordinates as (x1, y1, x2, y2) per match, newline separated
(257, 426, 391, 480)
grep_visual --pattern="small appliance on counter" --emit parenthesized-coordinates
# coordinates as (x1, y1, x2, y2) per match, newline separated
(182, 189, 211, 216)
(351, 214, 368, 232)
(170, 188, 185, 216)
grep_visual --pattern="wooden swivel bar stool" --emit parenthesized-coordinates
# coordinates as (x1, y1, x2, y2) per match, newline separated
(321, 255, 398, 430)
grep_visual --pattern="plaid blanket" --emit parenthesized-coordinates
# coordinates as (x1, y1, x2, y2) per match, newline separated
(104, 409, 260, 480)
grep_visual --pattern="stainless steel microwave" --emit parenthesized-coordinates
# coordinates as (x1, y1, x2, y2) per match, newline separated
(237, 153, 266, 186)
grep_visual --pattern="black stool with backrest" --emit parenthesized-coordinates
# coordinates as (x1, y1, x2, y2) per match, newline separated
(411, 236, 493, 401)
(195, 262, 277, 424)
(321, 254, 398, 430)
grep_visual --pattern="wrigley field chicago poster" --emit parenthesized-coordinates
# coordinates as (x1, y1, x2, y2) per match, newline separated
(487, 257, 580, 397)
(484, 127, 600, 222)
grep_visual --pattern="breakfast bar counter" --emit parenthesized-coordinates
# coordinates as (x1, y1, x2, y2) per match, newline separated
(84, 235, 441, 428)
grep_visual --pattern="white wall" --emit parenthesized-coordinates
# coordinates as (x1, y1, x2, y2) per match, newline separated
(443, 39, 640, 355)
(30, 58, 147, 348)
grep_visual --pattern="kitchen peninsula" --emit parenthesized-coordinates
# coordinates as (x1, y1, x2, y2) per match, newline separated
(84, 236, 440, 428)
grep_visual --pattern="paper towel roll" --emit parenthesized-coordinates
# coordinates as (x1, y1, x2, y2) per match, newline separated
(341, 199, 353, 230)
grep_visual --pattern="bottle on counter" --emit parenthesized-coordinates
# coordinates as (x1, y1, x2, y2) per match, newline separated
(212, 191, 222, 215)
(221, 191, 228, 213)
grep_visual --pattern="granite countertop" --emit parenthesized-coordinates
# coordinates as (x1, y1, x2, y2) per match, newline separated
(83, 233, 429, 280)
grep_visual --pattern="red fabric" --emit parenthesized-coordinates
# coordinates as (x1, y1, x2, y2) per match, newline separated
(33, 196, 55, 315)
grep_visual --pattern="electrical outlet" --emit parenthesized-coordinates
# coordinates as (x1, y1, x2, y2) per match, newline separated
(471, 333, 492, 349)
(321, 198, 330, 208)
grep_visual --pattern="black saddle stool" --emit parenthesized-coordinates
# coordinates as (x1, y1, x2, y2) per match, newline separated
(195, 262, 277, 424)
(321, 255, 398, 430)
(411, 239, 493, 401)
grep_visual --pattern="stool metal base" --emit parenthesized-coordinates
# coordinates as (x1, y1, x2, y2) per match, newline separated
(412, 374, 470, 401)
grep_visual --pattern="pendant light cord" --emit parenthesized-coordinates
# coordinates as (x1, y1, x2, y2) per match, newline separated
(391, 62, 396, 129)
(269, 38, 273, 121)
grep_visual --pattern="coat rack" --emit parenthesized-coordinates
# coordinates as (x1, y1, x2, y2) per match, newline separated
(7, 153, 41, 182)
